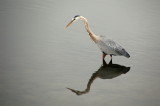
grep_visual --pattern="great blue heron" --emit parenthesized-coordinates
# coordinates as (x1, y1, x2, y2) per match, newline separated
(65, 15, 130, 61)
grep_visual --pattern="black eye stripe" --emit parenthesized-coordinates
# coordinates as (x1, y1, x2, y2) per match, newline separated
(74, 15, 80, 19)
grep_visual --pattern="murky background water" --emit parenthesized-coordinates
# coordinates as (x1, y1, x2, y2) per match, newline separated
(0, 0, 160, 106)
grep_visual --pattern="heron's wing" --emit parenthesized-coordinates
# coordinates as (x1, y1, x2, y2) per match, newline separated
(99, 36, 130, 57)
(104, 39, 124, 55)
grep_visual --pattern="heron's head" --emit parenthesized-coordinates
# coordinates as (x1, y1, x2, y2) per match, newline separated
(65, 15, 82, 28)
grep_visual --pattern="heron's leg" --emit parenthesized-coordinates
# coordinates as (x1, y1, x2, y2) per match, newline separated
(103, 59, 107, 66)
(102, 53, 106, 60)
(102, 53, 107, 66)
(109, 59, 112, 65)
(110, 55, 112, 60)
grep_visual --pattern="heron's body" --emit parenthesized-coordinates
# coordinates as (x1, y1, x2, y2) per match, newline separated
(96, 35, 130, 58)
(65, 15, 130, 61)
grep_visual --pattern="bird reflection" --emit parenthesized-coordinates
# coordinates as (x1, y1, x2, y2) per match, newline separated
(67, 59, 130, 95)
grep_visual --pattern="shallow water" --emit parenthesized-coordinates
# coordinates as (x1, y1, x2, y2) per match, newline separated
(0, 0, 160, 106)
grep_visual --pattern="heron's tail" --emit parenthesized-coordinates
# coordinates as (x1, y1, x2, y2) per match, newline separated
(124, 51, 130, 58)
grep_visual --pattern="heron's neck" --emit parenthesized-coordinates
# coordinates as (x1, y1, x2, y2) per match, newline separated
(82, 18, 99, 43)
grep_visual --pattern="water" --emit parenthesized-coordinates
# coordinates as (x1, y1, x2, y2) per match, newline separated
(0, 0, 160, 106)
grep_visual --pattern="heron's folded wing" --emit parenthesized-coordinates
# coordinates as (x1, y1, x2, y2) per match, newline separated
(100, 36, 127, 55)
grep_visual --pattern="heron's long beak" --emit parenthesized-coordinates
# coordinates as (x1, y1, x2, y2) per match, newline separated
(65, 19, 75, 28)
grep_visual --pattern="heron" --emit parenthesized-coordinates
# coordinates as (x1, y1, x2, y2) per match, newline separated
(65, 15, 130, 61)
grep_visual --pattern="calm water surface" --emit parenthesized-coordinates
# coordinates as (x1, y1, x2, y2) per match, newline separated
(0, 0, 160, 106)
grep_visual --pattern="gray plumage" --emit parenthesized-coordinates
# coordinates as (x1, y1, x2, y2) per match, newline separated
(97, 35, 130, 58)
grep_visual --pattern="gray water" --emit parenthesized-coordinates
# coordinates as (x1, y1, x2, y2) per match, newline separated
(0, 0, 160, 106)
